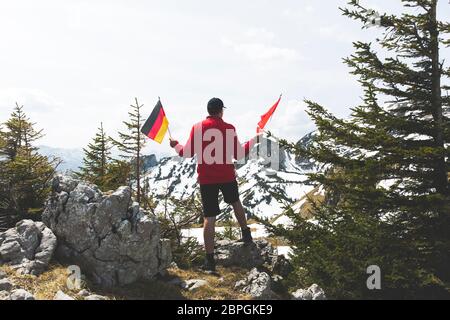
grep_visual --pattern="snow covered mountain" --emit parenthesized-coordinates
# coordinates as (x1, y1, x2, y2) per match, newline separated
(38, 146, 84, 172)
(38, 133, 318, 221)
(143, 133, 317, 220)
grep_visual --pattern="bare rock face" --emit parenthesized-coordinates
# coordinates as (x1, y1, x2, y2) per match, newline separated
(42, 175, 172, 288)
(9, 289, 35, 300)
(235, 268, 278, 300)
(53, 290, 75, 300)
(182, 279, 209, 292)
(0, 219, 57, 275)
(214, 240, 276, 269)
(291, 284, 327, 300)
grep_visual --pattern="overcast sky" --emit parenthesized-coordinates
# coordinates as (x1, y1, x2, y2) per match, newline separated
(0, 0, 449, 157)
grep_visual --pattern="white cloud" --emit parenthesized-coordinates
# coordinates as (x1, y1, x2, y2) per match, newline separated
(0, 88, 61, 115)
(221, 25, 301, 69)
(267, 99, 315, 142)
(222, 38, 300, 63)
(318, 25, 358, 43)
(244, 27, 275, 41)
(2, 0, 446, 153)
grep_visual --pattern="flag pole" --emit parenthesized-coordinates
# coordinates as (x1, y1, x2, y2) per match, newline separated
(159, 96, 173, 139)
(266, 93, 282, 128)
(258, 93, 282, 135)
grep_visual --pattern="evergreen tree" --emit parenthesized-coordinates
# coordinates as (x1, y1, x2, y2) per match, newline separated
(110, 98, 146, 203)
(267, 0, 449, 299)
(0, 103, 43, 160)
(103, 160, 132, 192)
(0, 104, 59, 223)
(77, 123, 111, 189)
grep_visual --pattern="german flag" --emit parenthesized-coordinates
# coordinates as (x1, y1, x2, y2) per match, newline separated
(141, 99, 169, 144)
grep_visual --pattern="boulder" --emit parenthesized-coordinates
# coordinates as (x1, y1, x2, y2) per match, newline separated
(291, 288, 312, 300)
(0, 290, 10, 300)
(84, 294, 109, 300)
(0, 278, 13, 291)
(308, 284, 326, 300)
(268, 254, 293, 277)
(182, 279, 208, 292)
(214, 240, 276, 269)
(77, 289, 90, 297)
(10, 289, 35, 300)
(53, 290, 75, 300)
(0, 219, 57, 275)
(291, 284, 326, 300)
(43, 175, 172, 288)
(235, 268, 277, 300)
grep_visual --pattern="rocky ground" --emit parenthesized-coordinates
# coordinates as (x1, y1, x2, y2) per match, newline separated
(0, 239, 325, 301)
(0, 175, 326, 301)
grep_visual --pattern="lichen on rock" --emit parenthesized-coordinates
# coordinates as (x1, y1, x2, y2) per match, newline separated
(0, 219, 57, 275)
(42, 175, 172, 288)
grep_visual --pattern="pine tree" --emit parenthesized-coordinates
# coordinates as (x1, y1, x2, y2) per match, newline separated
(103, 160, 132, 192)
(0, 104, 59, 223)
(267, 0, 450, 299)
(0, 103, 44, 160)
(77, 123, 111, 189)
(110, 98, 147, 203)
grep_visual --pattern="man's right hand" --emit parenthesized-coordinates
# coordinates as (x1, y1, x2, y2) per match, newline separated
(169, 138, 179, 148)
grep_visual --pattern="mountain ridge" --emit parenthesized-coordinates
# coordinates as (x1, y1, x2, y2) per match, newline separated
(143, 133, 317, 220)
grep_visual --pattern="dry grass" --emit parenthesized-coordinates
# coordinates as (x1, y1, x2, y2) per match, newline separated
(0, 264, 252, 300)
(265, 237, 291, 247)
(0, 264, 79, 300)
(169, 266, 251, 300)
(298, 187, 324, 219)
(269, 186, 324, 225)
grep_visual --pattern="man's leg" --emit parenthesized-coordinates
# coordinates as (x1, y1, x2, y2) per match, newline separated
(231, 200, 248, 229)
(199, 183, 219, 272)
(231, 200, 253, 243)
(203, 216, 216, 254)
(201, 216, 217, 272)
(222, 181, 253, 244)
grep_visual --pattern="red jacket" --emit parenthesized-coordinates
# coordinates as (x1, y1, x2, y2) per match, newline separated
(174, 116, 255, 185)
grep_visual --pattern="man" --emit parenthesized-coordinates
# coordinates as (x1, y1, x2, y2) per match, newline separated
(169, 98, 258, 272)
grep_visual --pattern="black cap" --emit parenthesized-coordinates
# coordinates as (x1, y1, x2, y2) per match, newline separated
(207, 97, 226, 115)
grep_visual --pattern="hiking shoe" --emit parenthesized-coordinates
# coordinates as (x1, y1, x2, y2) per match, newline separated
(239, 227, 253, 244)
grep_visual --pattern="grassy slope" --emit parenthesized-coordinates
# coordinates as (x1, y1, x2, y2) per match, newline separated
(1, 264, 251, 300)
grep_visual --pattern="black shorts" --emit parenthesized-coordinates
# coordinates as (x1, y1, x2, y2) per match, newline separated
(199, 180, 240, 218)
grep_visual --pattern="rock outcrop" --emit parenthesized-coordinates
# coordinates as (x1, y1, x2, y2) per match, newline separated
(182, 279, 209, 292)
(235, 268, 278, 300)
(84, 294, 109, 300)
(0, 220, 57, 275)
(42, 175, 172, 288)
(53, 290, 75, 300)
(9, 288, 35, 300)
(291, 284, 327, 300)
(214, 239, 277, 269)
(267, 254, 293, 278)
